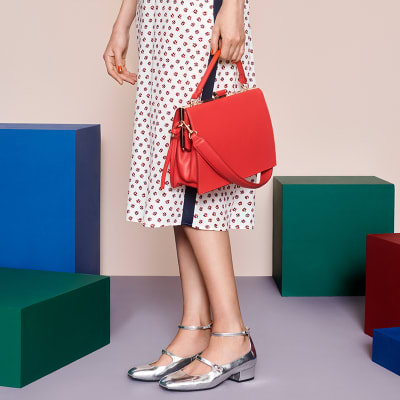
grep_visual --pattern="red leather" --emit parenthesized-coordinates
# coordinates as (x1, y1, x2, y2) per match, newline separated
(160, 49, 277, 195)
(191, 133, 274, 190)
(192, 49, 247, 100)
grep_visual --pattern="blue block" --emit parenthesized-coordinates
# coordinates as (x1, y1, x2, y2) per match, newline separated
(0, 123, 100, 274)
(372, 327, 400, 375)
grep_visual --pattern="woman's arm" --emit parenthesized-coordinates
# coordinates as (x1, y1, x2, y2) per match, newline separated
(112, 0, 138, 33)
(211, 0, 246, 63)
(103, 0, 138, 85)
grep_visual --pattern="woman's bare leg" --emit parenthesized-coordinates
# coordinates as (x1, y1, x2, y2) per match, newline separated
(150, 225, 212, 366)
(180, 226, 250, 375)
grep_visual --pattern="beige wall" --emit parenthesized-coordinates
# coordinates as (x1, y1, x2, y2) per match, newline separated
(1, 1, 399, 276)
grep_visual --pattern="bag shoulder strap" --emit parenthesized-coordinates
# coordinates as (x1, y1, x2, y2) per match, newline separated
(191, 134, 273, 190)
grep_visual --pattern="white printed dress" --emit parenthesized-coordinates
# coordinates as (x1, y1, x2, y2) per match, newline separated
(126, 0, 258, 230)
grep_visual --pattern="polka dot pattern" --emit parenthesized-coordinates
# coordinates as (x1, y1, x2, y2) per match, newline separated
(126, 0, 258, 230)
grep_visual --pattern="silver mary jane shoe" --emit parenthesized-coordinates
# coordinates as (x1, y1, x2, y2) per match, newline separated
(127, 321, 213, 381)
(158, 326, 256, 391)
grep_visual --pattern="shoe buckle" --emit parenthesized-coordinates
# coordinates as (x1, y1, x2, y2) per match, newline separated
(195, 354, 223, 374)
(214, 364, 224, 374)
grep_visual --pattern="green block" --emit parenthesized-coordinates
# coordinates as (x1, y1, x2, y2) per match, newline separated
(0, 267, 110, 388)
(273, 176, 394, 296)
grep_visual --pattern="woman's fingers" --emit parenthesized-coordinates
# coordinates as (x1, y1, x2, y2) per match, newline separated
(115, 51, 138, 85)
(103, 49, 137, 85)
(211, 0, 246, 62)
(231, 48, 240, 63)
(114, 48, 125, 75)
(231, 41, 245, 63)
(113, 49, 132, 84)
(219, 39, 232, 61)
(239, 42, 245, 60)
(103, 51, 123, 84)
(121, 70, 138, 85)
(220, 37, 243, 62)
(210, 25, 220, 55)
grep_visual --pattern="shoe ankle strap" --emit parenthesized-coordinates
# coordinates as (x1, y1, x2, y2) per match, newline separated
(211, 326, 250, 336)
(178, 321, 213, 330)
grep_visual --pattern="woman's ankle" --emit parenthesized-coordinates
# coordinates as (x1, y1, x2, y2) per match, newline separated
(180, 314, 212, 327)
(211, 319, 246, 333)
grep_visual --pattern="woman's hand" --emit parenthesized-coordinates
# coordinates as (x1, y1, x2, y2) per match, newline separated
(103, 26, 137, 85)
(210, 0, 245, 63)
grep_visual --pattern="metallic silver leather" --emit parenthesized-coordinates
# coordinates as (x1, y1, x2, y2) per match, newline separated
(127, 321, 213, 382)
(158, 327, 257, 391)
(128, 348, 197, 381)
(212, 326, 250, 336)
(178, 321, 213, 330)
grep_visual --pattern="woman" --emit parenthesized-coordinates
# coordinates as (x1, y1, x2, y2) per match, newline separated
(103, 0, 258, 391)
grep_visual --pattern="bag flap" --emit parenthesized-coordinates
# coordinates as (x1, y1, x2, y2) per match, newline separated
(185, 88, 276, 180)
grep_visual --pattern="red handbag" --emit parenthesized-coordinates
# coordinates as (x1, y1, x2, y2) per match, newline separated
(160, 49, 277, 195)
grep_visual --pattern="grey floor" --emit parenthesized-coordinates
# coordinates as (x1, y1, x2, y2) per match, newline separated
(1, 276, 400, 399)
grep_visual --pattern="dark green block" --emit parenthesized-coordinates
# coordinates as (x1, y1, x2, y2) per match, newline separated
(273, 176, 394, 296)
(0, 267, 110, 388)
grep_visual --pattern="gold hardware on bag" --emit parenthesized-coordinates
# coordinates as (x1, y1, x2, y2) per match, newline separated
(189, 98, 202, 107)
(225, 82, 249, 98)
(184, 83, 251, 108)
(177, 120, 197, 139)
(212, 90, 227, 100)
(179, 107, 185, 150)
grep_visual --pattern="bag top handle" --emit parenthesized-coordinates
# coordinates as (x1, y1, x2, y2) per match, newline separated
(190, 49, 248, 101)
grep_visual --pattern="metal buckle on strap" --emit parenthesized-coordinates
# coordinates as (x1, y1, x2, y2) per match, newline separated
(195, 355, 224, 373)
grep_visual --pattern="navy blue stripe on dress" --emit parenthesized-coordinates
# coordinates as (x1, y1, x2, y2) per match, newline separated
(181, 0, 222, 227)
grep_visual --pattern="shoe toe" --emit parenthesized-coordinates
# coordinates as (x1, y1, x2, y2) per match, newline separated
(159, 370, 195, 390)
(158, 377, 169, 389)
(128, 364, 159, 381)
(158, 371, 175, 388)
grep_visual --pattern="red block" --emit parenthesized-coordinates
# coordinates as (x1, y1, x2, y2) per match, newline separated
(365, 233, 400, 336)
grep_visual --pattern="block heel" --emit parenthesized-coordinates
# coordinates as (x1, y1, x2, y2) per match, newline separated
(229, 365, 256, 382)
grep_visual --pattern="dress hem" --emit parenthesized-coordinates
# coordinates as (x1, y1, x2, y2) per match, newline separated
(125, 215, 255, 231)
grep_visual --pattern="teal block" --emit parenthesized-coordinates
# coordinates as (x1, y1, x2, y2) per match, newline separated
(0, 267, 110, 388)
(273, 176, 395, 296)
